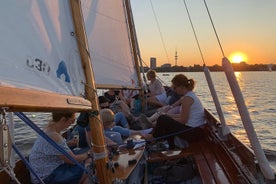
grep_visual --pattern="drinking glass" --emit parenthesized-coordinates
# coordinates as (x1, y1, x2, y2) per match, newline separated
(72, 130, 81, 151)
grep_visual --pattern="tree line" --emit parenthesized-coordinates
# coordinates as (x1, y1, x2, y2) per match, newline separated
(142, 62, 274, 72)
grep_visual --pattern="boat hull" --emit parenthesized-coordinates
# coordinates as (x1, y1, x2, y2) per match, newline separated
(0, 110, 275, 183)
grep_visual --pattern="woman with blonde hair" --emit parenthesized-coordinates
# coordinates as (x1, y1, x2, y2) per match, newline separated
(146, 69, 167, 107)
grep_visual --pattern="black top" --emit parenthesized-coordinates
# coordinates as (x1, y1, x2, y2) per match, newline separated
(104, 90, 120, 103)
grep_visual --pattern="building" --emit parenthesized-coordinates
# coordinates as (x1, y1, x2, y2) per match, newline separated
(150, 57, 156, 69)
(160, 63, 171, 68)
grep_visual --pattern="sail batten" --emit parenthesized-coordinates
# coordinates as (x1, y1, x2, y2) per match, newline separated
(0, 86, 91, 112)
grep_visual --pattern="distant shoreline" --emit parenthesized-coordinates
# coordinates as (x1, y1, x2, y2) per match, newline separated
(142, 62, 274, 72)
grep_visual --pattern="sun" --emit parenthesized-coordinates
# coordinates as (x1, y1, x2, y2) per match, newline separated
(229, 52, 248, 63)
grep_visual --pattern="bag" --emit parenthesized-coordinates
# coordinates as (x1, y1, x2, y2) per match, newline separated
(151, 157, 196, 183)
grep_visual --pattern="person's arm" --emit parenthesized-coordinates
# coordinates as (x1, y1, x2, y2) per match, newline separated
(105, 136, 117, 146)
(176, 96, 193, 124)
(50, 132, 91, 164)
(170, 96, 184, 109)
(59, 149, 91, 164)
(66, 138, 78, 147)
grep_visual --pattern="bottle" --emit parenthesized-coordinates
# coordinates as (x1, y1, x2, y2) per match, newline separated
(133, 98, 141, 115)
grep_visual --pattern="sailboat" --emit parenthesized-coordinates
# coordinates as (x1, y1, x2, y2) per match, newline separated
(0, 0, 276, 184)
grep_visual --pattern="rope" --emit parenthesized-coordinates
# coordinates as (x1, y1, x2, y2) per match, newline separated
(14, 112, 89, 174)
(12, 144, 44, 184)
(182, 0, 206, 66)
(148, 127, 195, 143)
(203, 0, 225, 57)
(149, 0, 170, 64)
(3, 166, 21, 184)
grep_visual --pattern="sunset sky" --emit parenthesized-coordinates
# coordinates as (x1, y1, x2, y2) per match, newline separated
(130, 0, 276, 67)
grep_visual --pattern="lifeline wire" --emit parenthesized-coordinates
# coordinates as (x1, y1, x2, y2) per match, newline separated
(149, 0, 170, 64)
(182, 0, 206, 66)
(203, 0, 225, 57)
(12, 144, 45, 184)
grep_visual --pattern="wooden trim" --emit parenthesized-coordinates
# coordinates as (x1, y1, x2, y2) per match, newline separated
(111, 148, 145, 180)
(0, 86, 91, 112)
(96, 84, 141, 90)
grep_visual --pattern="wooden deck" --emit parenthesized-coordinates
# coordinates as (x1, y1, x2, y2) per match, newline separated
(111, 147, 145, 180)
(0, 160, 30, 184)
(147, 129, 252, 184)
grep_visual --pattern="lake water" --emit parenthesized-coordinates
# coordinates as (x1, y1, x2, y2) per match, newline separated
(12, 71, 276, 171)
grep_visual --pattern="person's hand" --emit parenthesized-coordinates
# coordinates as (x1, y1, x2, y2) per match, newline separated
(66, 138, 78, 147)
(159, 105, 171, 113)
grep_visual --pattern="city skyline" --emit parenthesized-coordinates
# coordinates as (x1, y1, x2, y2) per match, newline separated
(130, 0, 276, 67)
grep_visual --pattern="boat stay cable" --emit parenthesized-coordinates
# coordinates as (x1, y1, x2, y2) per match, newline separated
(201, 0, 275, 180)
(0, 109, 21, 184)
(182, 0, 230, 136)
(149, 0, 171, 64)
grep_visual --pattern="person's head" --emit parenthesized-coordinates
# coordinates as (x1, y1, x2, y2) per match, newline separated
(51, 112, 76, 127)
(100, 109, 115, 128)
(171, 74, 195, 94)
(146, 70, 156, 80)
(98, 96, 110, 109)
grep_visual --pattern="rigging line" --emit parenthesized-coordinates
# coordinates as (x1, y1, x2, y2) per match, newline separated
(149, 0, 170, 64)
(12, 144, 45, 184)
(182, 0, 206, 66)
(203, 0, 225, 57)
(71, 33, 90, 57)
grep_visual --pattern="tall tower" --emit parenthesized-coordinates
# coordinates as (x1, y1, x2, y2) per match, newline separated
(150, 57, 156, 69)
(175, 50, 178, 66)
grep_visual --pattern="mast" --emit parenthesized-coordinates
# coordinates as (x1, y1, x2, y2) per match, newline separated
(124, 0, 145, 105)
(69, 0, 111, 183)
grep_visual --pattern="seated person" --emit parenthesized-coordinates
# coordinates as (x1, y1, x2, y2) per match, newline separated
(145, 70, 167, 108)
(164, 87, 182, 113)
(104, 90, 134, 122)
(145, 74, 206, 149)
(138, 88, 183, 127)
(68, 112, 118, 150)
(99, 96, 129, 128)
(104, 89, 125, 104)
(122, 89, 140, 107)
(100, 109, 152, 142)
(29, 112, 92, 184)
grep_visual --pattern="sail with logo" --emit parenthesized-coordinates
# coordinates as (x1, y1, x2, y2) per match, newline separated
(0, 1, 91, 111)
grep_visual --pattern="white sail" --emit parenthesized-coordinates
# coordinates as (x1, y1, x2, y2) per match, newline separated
(81, 0, 139, 89)
(0, 0, 85, 96)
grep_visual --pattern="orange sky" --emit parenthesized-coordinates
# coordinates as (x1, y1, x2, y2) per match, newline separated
(131, 0, 276, 67)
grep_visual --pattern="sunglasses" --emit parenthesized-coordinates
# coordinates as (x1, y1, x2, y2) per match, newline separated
(100, 106, 109, 109)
